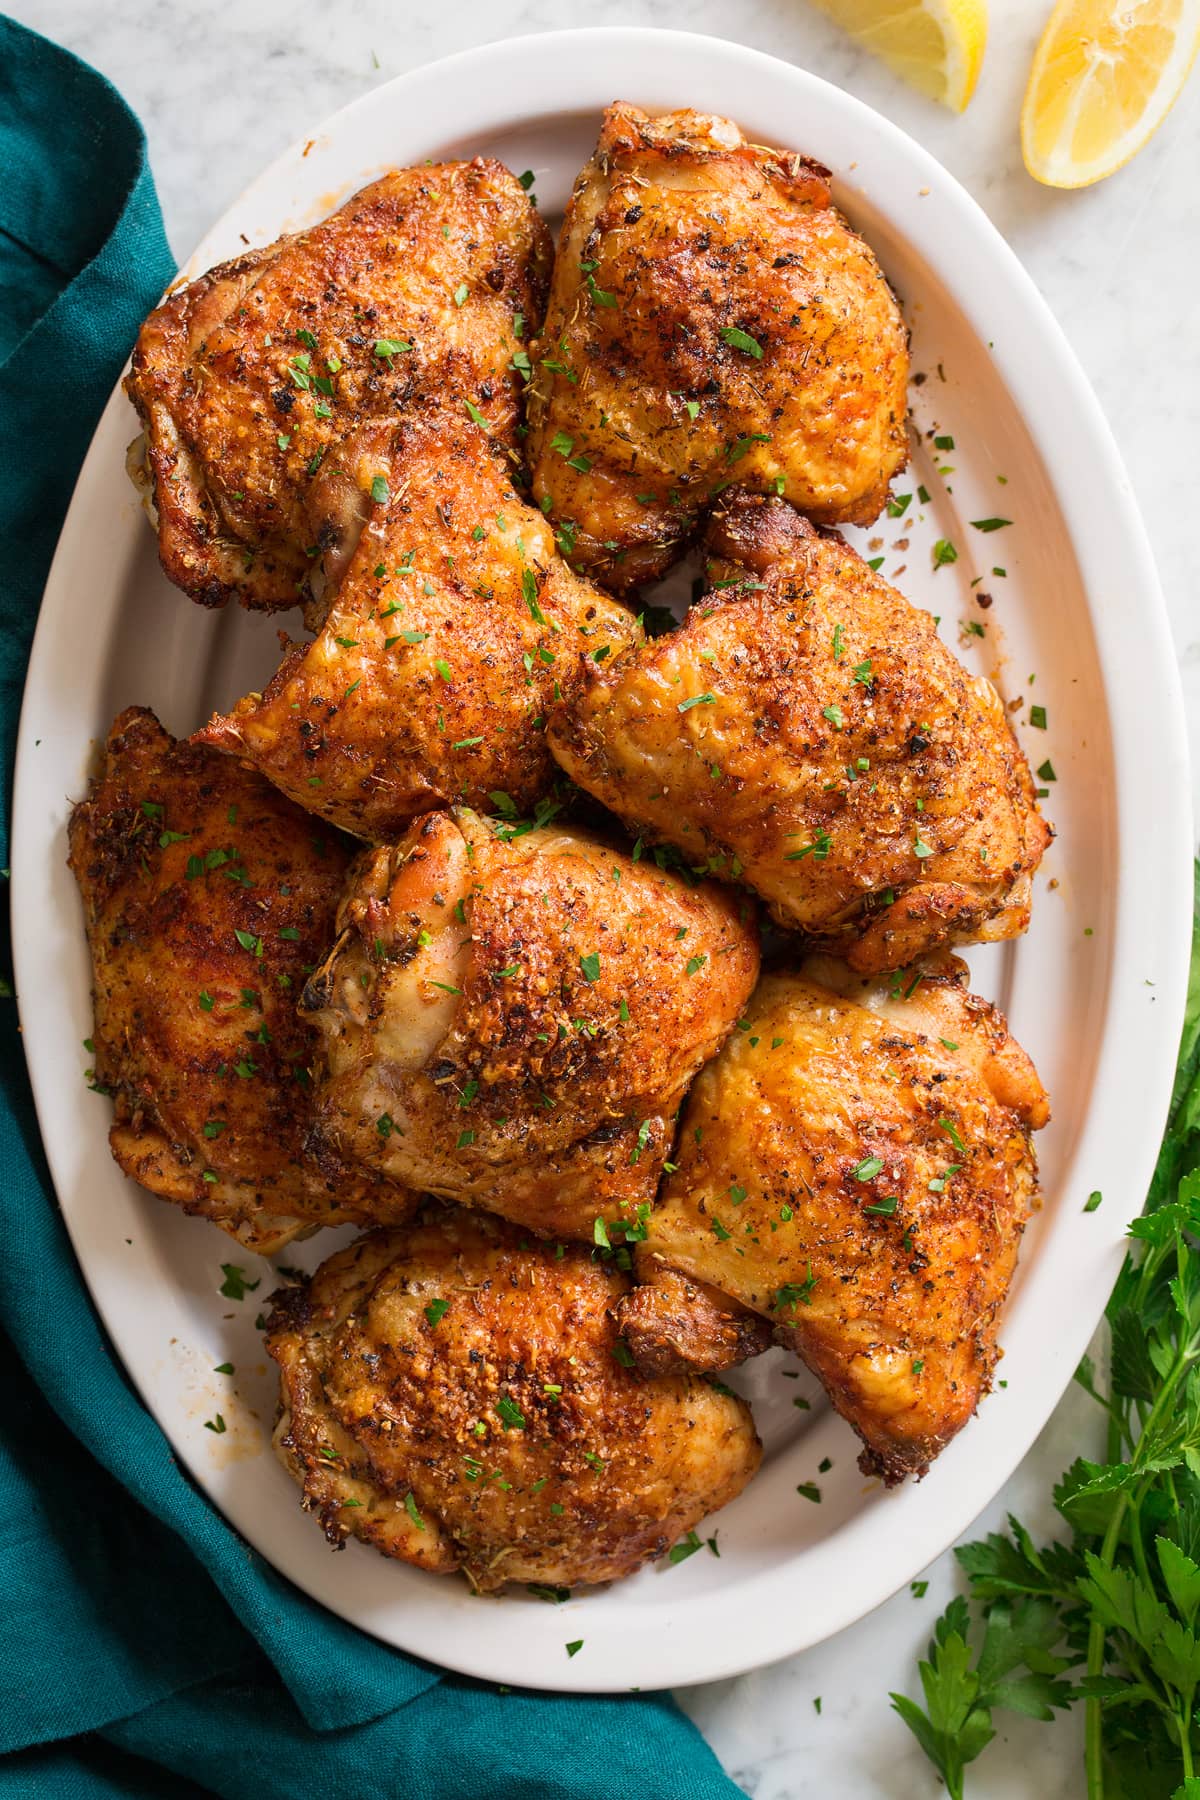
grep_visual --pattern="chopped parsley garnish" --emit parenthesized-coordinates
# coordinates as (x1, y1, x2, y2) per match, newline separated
(370, 475, 389, 505)
(403, 1491, 426, 1530)
(218, 1264, 260, 1301)
(1030, 704, 1048, 729)
(774, 1266, 817, 1312)
(852, 1155, 884, 1181)
(937, 1116, 966, 1155)
(668, 1531, 703, 1565)
(579, 951, 601, 983)
(726, 432, 771, 462)
(932, 539, 958, 569)
(496, 1393, 526, 1430)
(785, 828, 832, 863)
(970, 517, 1012, 532)
(720, 326, 764, 358)
(424, 1298, 450, 1326)
(678, 692, 716, 713)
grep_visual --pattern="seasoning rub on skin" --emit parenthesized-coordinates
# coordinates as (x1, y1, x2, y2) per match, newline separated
(299, 805, 761, 1242)
(618, 953, 1049, 1483)
(526, 103, 909, 591)
(549, 492, 1051, 973)
(68, 707, 417, 1253)
(267, 1204, 761, 1589)
(196, 411, 640, 843)
(125, 160, 552, 618)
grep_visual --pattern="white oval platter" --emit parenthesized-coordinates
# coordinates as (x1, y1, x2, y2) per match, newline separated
(10, 27, 1193, 1693)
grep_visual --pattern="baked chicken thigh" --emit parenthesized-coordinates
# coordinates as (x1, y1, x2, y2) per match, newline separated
(526, 104, 909, 590)
(618, 954, 1049, 1482)
(68, 708, 414, 1252)
(126, 160, 550, 616)
(197, 413, 639, 841)
(300, 806, 760, 1240)
(267, 1205, 760, 1589)
(549, 494, 1050, 972)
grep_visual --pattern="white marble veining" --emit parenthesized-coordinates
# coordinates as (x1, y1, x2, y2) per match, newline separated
(11, 0, 1199, 1791)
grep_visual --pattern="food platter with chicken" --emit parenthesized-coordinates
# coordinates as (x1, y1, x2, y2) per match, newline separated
(11, 29, 1191, 1691)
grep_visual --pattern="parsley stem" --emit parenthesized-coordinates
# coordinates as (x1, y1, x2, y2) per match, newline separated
(1085, 1323, 1200, 1797)
(1085, 1495, 1127, 1799)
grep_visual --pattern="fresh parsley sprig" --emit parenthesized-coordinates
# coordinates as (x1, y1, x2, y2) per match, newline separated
(892, 863, 1200, 1800)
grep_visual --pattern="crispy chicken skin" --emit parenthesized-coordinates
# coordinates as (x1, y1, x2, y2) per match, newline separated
(68, 708, 416, 1253)
(618, 955, 1049, 1483)
(525, 104, 909, 591)
(195, 413, 639, 841)
(125, 161, 551, 616)
(266, 1206, 761, 1589)
(299, 806, 760, 1240)
(549, 494, 1051, 972)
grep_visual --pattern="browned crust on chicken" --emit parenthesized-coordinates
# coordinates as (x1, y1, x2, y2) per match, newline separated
(125, 160, 552, 614)
(548, 492, 1051, 972)
(194, 411, 639, 841)
(526, 104, 909, 590)
(298, 806, 760, 1241)
(265, 1206, 761, 1588)
(621, 955, 1047, 1483)
(67, 707, 416, 1250)
(617, 1260, 772, 1376)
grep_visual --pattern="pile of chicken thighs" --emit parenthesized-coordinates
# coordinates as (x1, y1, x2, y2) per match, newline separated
(71, 105, 1051, 1594)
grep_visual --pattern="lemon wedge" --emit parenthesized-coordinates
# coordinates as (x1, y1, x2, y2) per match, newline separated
(808, 0, 988, 111)
(1022, 0, 1200, 188)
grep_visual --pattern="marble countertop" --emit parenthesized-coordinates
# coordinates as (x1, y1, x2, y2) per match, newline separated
(12, 0, 1199, 1792)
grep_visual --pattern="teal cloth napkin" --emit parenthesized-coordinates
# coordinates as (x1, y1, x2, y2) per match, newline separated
(0, 19, 748, 1796)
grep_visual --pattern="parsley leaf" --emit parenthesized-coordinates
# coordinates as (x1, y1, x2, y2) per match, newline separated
(719, 326, 764, 358)
(893, 864, 1200, 1798)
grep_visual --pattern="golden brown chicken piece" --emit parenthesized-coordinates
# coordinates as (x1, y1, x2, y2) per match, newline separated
(300, 806, 760, 1241)
(549, 494, 1051, 973)
(196, 413, 639, 841)
(68, 708, 416, 1253)
(525, 104, 908, 591)
(266, 1205, 761, 1590)
(125, 161, 551, 616)
(618, 954, 1049, 1483)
